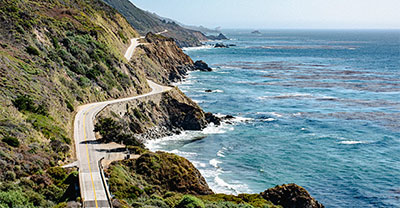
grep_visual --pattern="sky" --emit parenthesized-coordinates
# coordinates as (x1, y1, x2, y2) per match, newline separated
(130, 0, 400, 29)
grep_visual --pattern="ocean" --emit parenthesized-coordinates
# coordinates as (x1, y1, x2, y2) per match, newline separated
(146, 30, 400, 207)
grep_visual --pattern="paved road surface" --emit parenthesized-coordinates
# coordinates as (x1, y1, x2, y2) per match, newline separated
(75, 33, 171, 207)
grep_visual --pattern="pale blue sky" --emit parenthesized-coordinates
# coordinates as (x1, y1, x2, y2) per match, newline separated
(130, 0, 400, 29)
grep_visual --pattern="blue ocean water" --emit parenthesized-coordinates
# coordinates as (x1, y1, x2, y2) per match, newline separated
(147, 30, 400, 207)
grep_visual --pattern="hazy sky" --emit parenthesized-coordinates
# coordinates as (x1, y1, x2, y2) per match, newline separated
(130, 0, 400, 29)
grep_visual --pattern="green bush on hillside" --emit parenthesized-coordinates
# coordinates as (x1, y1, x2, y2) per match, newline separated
(2, 136, 20, 147)
(176, 195, 205, 208)
(0, 190, 34, 208)
(26, 45, 40, 56)
(12, 95, 48, 116)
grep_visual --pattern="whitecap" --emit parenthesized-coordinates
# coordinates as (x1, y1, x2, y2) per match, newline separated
(170, 149, 198, 156)
(268, 112, 283, 118)
(339, 141, 366, 145)
(182, 45, 213, 51)
(212, 176, 251, 195)
(217, 147, 227, 157)
(262, 118, 276, 122)
(209, 158, 221, 168)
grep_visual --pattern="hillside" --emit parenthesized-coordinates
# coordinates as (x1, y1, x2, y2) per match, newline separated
(0, 0, 152, 206)
(0, 0, 323, 207)
(101, 0, 208, 47)
(0, 0, 216, 206)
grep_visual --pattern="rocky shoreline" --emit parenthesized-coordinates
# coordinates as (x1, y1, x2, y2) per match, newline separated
(96, 32, 324, 208)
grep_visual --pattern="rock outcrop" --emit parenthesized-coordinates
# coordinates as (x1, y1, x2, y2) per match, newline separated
(97, 87, 218, 141)
(194, 60, 212, 71)
(131, 33, 194, 84)
(207, 33, 228, 40)
(261, 184, 324, 208)
(215, 43, 229, 48)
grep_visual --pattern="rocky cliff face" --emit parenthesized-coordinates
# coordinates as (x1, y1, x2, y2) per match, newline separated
(97, 87, 216, 142)
(130, 33, 196, 84)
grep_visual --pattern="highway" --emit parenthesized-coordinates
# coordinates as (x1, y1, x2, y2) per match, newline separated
(74, 33, 171, 207)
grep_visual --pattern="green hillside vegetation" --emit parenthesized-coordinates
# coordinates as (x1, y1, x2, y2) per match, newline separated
(0, 0, 150, 206)
(106, 151, 281, 208)
(102, 0, 208, 47)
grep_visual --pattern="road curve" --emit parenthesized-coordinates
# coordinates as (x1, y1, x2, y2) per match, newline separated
(75, 33, 171, 207)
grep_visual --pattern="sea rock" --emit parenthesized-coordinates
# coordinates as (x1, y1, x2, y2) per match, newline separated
(261, 184, 324, 208)
(207, 33, 228, 40)
(205, 112, 222, 125)
(194, 60, 212, 72)
(223, 115, 235, 120)
(215, 43, 229, 48)
(205, 89, 213, 93)
(252, 30, 261, 34)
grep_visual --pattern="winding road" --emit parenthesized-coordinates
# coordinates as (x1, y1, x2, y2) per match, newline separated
(74, 34, 171, 208)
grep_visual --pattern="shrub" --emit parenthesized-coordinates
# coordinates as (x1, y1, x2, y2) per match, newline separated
(34, 103, 49, 116)
(65, 100, 74, 112)
(47, 167, 67, 182)
(0, 190, 33, 208)
(2, 136, 20, 147)
(12, 95, 36, 112)
(26, 45, 40, 56)
(12, 95, 48, 115)
(176, 195, 205, 208)
(5, 171, 16, 181)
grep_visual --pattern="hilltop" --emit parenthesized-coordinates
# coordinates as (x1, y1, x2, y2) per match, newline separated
(102, 0, 208, 47)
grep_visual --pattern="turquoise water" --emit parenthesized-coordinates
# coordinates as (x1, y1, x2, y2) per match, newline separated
(147, 30, 400, 207)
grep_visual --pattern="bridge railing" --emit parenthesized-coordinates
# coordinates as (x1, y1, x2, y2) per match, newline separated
(99, 157, 113, 208)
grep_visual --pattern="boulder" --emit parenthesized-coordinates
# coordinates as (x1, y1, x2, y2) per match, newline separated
(260, 184, 324, 208)
(194, 60, 212, 72)
(205, 112, 222, 125)
(215, 43, 229, 48)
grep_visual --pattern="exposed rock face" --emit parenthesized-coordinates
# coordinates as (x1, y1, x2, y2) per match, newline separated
(131, 32, 195, 84)
(207, 33, 228, 40)
(131, 33, 214, 84)
(194, 60, 212, 71)
(205, 112, 221, 126)
(97, 87, 218, 141)
(215, 43, 229, 48)
(261, 184, 324, 208)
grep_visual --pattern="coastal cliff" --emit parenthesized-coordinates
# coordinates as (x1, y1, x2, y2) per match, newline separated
(130, 33, 196, 84)
(105, 151, 324, 208)
(96, 87, 219, 142)
(0, 0, 324, 207)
